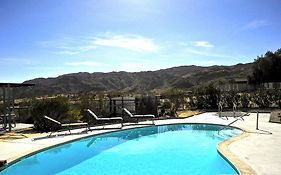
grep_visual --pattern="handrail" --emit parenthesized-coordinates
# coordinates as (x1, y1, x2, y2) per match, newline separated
(218, 118, 239, 134)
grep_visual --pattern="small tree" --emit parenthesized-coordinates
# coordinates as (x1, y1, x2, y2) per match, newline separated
(248, 49, 281, 84)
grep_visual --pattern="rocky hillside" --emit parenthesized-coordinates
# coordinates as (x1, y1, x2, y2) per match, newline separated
(22, 63, 252, 96)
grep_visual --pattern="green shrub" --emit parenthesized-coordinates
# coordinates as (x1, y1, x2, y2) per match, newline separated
(31, 97, 70, 131)
(221, 90, 240, 108)
(192, 84, 220, 109)
(272, 89, 281, 108)
(240, 93, 250, 108)
(252, 90, 272, 108)
(161, 89, 186, 111)
(68, 108, 82, 122)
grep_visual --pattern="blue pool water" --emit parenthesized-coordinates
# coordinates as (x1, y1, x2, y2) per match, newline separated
(0, 124, 241, 175)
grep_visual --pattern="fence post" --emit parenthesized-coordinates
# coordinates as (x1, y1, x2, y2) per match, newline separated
(121, 96, 124, 118)
(113, 100, 116, 115)
(256, 110, 259, 130)
(109, 98, 112, 114)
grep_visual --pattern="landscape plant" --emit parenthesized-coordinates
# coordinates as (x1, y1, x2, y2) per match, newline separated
(248, 49, 281, 84)
(270, 89, 281, 108)
(251, 89, 273, 108)
(161, 89, 186, 115)
(191, 84, 220, 109)
(31, 97, 70, 131)
(239, 93, 250, 108)
(221, 90, 240, 108)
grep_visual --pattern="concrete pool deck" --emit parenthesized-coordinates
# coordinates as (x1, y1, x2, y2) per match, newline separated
(0, 112, 280, 175)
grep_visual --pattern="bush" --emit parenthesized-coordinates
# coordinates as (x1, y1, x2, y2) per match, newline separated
(161, 89, 186, 111)
(221, 90, 240, 108)
(240, 93, 250, 108)
(272, 89, 281, 108)
(192, 84, 220, 109)
(252, 90, 272, 108)
(31, 97, 70, 131)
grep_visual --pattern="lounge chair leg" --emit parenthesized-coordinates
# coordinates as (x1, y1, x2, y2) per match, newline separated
(87, 125, 91, 132)
(68, 127, 71, 134)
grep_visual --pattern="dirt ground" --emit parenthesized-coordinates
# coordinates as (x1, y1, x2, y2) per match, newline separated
(0, 128, 42, 142)
(177, 110, 200, 118)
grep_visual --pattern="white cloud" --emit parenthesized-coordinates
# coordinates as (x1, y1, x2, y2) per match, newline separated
(39, 34, 158, 55)
(179, 42, 188, 46)
(241, 20, 268, 30)
(93, 35, 159, 53)
(193, 41, 214, 48)
(2, 58, 32, 65)
(186, 48, 236, 59)
(38, 37, 97, 55)
(56, 51, 80, 55)
(66, 61, 104, 66)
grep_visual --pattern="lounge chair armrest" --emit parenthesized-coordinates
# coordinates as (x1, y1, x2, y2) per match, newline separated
(61, 122, 88, 127)
(133, 114, 155, 118)
(108, 117, 123, 120)
(44, 116, 61, 125)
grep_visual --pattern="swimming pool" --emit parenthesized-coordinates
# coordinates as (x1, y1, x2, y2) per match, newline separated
(0, 124, 241, 175)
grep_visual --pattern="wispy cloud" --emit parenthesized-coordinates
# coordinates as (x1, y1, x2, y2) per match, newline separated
(66, 61, 104, 66)
(38, 37, 97, 55)
(186, 48, 236, 59)
(38, 34, 158, 55)
(93, 35, 159, 53)
(2, 58, 32, 65)
(193, 41, 213, 48)
(241, 20, 268, 30)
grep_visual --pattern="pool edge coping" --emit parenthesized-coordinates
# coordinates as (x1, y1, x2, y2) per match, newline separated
(1, 122, 255, 175)
(217, 127, 257, 175)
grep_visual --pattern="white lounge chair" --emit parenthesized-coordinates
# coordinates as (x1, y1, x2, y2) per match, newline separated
(123, 108, 155, 125)
(86, 109, 123, 128)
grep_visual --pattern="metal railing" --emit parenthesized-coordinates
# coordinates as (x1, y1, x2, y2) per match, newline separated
(218, 118, 239, 134)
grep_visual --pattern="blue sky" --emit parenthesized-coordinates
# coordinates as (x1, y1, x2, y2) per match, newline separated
(1, 0, 280, 83)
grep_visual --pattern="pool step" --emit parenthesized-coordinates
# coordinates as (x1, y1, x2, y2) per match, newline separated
(214, 130, 239, 140)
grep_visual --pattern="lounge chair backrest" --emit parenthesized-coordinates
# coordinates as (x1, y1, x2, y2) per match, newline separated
(44, 115, 61, 125)
(123, 108, 133, 117)
(87, 109, 99, 120)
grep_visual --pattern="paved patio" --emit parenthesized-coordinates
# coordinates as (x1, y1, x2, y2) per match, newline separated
(0, 112, 280, 175)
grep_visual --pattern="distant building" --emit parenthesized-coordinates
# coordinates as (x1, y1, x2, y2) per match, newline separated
(219, 78, 253, 92)
(219, 78, 281, 92)
(262, 82, 281, 90)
